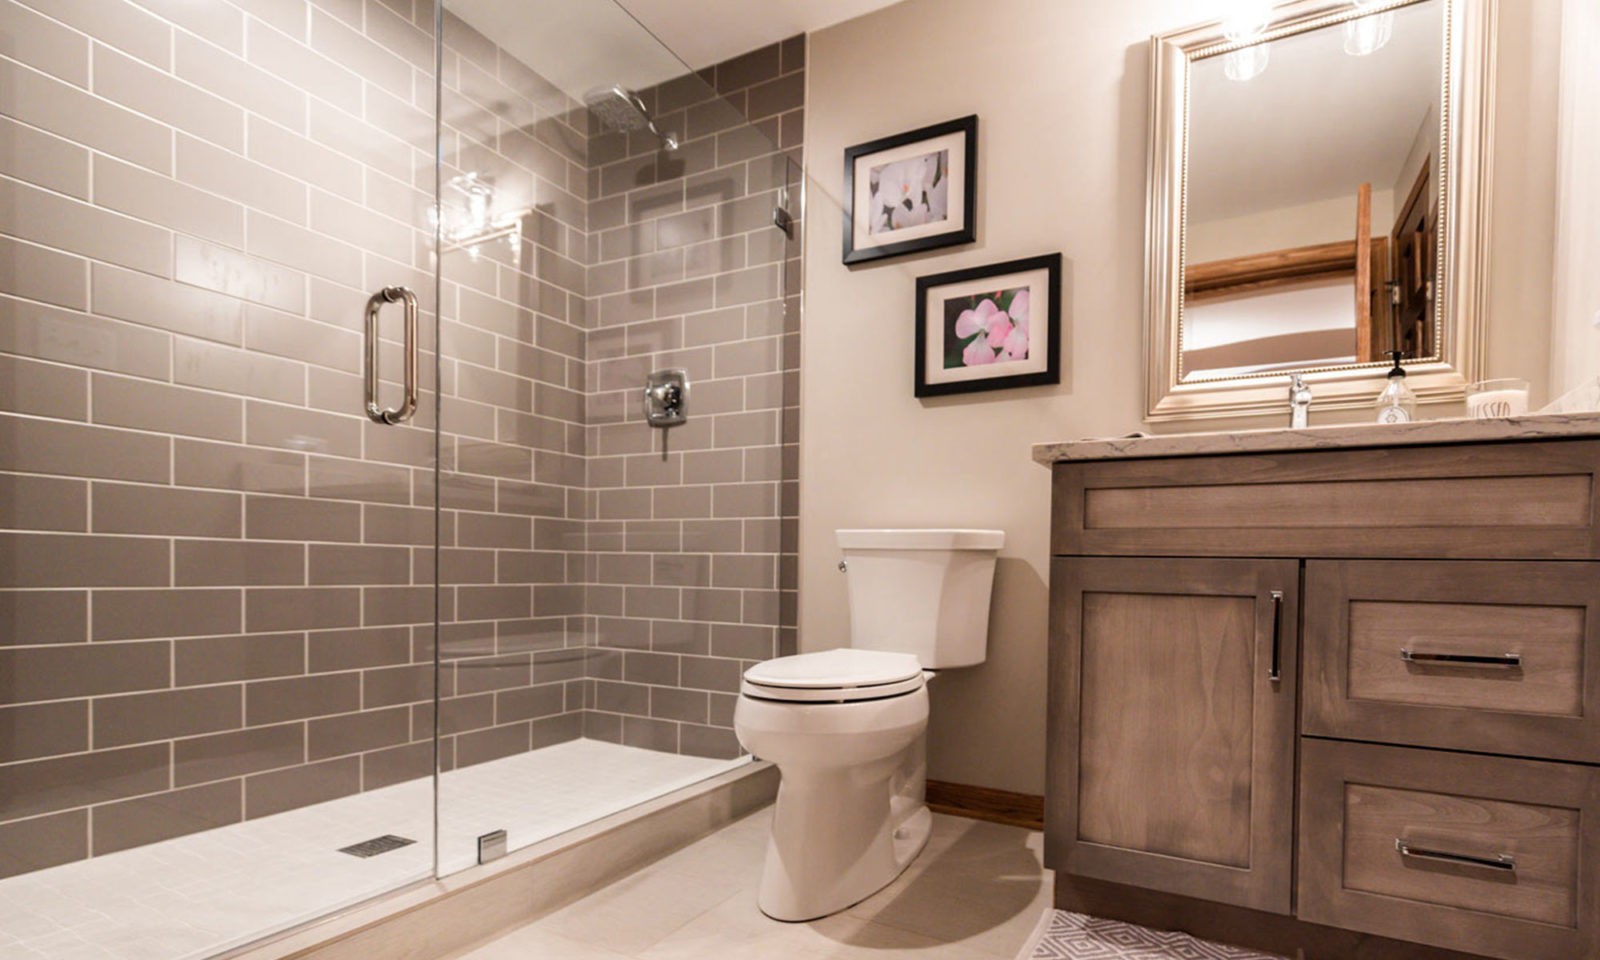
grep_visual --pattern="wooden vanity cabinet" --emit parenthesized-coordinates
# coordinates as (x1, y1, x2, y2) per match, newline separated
(1046, 437, 1600, 960)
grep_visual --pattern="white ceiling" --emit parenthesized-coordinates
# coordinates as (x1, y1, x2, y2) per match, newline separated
(1188, 0, 1444, 223)
(615, 0, 908, 70)
(447, 0, 906, 104)
(448, 0, 687, 101)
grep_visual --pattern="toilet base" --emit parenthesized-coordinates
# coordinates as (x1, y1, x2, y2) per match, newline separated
(889, 803, 934, 879)
(734, 683, 933, 923)
(758, 802, 932, 923)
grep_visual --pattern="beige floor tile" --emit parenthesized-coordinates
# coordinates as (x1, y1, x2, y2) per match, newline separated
(631, 889, 804, 960)
(537, 857, 746, 955)
(852, 872, 1052, 958)
(641, 888, 1005, 960)
(802, 918, 1011, 959)
(462, 807, 1051, 960)
(842, 817, 1050, 957)
(452, 925, 635, 960)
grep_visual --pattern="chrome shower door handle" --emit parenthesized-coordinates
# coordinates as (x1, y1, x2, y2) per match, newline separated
(364, 285, 418, 425)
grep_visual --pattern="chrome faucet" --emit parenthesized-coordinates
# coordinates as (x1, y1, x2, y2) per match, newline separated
(1289, 375, 1312, 429)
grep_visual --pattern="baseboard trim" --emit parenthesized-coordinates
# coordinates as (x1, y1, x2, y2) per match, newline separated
(926, 780, 1044, 830)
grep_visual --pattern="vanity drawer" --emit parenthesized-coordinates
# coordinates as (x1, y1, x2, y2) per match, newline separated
(1302, 560, 1600, 762)
(1298, 739, 1600, 960)
(1051, 439, 1600, 559)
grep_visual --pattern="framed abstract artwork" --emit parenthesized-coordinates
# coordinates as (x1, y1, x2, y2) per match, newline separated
(843, 115, 977, 265)
(914, 254, 1062, 397)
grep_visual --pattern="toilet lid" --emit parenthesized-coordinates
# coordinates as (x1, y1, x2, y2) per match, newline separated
(745, 648, 923, 688)
(741, 649, 926, 703)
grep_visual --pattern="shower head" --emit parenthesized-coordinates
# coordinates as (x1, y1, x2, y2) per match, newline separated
(583, 85, 679, 151)
(584, 85, 649, 131)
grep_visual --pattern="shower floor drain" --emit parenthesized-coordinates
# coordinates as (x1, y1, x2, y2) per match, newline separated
(338, 835, 416, 858)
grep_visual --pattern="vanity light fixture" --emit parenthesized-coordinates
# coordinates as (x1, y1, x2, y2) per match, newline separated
(1344, 4, 1396, 57)
(435, 172, 528, 261)
(1221, 0, 1273, 81)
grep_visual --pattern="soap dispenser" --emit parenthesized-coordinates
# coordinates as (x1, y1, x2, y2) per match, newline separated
(1374, 350, 1417, 424)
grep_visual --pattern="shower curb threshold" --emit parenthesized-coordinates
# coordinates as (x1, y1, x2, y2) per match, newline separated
(219, 760, 777, 960)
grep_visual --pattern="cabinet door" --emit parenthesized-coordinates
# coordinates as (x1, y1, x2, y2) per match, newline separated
(1046, 557, 1298, 914)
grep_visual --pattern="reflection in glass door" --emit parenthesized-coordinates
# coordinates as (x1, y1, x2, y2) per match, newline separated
(0, 1, 442, 956)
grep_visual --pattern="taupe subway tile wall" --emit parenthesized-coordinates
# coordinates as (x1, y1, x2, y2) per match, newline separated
(0, 0, 446, 880)
(0, 0, 800, 880)
(578, 38, 804, 760)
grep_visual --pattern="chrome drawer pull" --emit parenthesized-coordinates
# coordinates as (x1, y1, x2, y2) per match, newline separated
(1395, 838, 1515, 872)
(1400, 649, 1521, 668)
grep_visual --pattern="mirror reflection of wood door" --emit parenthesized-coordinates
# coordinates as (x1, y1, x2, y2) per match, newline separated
(1355, 183, 1394, 362)
(1391, 160, 1435, 360)
(1184, 183, 1393, 374)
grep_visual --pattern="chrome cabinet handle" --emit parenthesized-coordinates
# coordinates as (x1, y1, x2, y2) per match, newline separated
(1268, 590, 1283, 682)
(1400, 649, 1522, 668)
(364, 286, 418, 425)
(1395, 838, 1515, 872)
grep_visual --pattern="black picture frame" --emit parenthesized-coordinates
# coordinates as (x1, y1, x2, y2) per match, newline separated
(914, 254, 1062, 398)
(842, 115, 978, 265)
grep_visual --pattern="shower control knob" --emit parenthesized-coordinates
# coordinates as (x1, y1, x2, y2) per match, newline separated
(643, 369, 688, 427)
(651, 383, 680, 408)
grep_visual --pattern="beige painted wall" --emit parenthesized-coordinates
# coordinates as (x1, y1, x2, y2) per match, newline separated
(798, 0, 1567, 795)
(1484, 0, 1561, 406)
(1551, 0, 1600, 399)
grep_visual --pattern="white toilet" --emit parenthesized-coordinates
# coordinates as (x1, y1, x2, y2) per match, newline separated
(734, 528, 1004, 922)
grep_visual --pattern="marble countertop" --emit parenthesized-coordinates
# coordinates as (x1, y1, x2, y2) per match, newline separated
(1032, 412, 1600, 464)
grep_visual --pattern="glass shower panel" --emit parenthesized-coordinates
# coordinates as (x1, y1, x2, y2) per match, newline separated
(0, 1, 442, 957)
(434, 0, 800, 873)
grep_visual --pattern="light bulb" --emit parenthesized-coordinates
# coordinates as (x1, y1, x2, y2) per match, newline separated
(1344, 10, 1394, 56)
(467, 192, 489, 232)
(1224, 44, 1270, 81)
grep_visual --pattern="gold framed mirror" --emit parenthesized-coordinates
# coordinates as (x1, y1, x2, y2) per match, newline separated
(1143, 0, 1497, 421)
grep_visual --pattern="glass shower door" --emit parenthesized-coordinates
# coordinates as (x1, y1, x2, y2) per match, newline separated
(0, 1, 443, 956)
(432, 0, 801, 873)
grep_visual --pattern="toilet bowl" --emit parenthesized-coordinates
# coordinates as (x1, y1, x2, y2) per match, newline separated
(734, 529, 1003, 922)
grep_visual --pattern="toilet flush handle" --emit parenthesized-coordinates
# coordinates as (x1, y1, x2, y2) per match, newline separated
(838, 560, 847, 573)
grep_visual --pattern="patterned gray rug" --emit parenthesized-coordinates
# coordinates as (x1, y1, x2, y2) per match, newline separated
(1025, 911, 1286, 959)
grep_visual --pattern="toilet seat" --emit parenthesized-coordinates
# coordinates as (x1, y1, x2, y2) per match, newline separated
(741, 648, 927, 703)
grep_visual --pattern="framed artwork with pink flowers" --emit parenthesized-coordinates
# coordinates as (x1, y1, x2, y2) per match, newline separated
(842, 115, 977, 265)
(914, 254, 1061, 397)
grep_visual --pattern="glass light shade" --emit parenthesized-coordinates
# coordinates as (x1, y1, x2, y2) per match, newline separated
(1344, 11, 1395, 56)
(1222, 0, 1274, 41)
(1224, 44, 1271, 81)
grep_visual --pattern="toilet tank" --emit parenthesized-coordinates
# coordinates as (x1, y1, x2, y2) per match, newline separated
(836, 529, 1004, 669)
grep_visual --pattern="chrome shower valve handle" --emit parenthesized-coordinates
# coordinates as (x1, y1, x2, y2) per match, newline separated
(644, 369, 688, 426)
